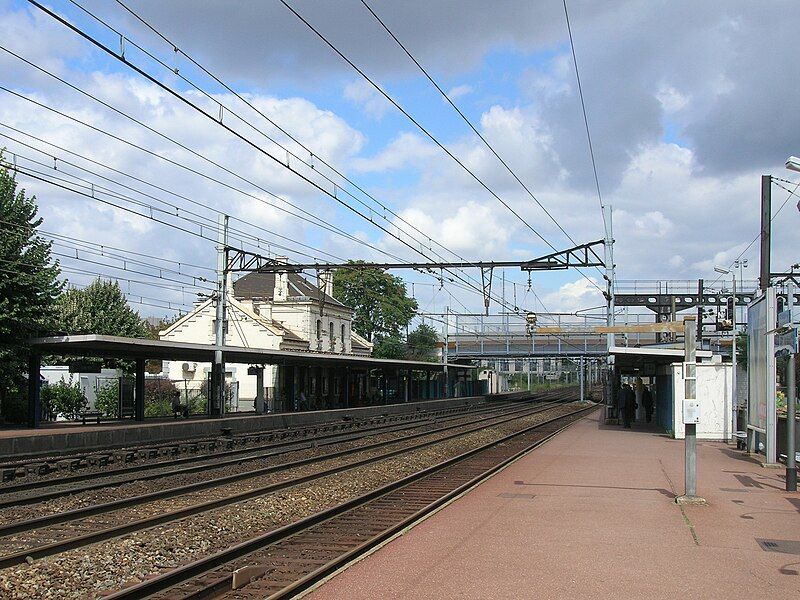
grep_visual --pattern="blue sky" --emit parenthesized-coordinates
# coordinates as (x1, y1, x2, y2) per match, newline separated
(2, 0, 799, 323)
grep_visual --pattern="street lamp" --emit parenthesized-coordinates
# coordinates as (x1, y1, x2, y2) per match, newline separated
(715, 265, 738, 440)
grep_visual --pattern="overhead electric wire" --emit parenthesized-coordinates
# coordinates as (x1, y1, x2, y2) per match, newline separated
(20, 2, 523, 313)
(22, 0, 592, 337)
(0, 46, 386, 258)
(562, 0, 606, 227)
(0, 124, 374, 266)
(357, 0, 589, 255)
(708, 177, 800, 287)
(112, 0, 522, 278)
(0, 145, 340, 263)
(276, 0, 558, 251)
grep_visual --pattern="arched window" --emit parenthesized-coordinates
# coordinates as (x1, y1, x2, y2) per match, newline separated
(316, 319, 322, 339)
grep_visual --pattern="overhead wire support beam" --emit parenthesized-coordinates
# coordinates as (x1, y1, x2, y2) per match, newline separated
(225, 240, 605, 274)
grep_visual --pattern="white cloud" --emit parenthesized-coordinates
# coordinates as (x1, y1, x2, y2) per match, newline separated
(343, 80, 391, 120)
(447, 84, 473, 100)
(351, 132, 438, 172)
(656, 85, 690, 113)
(541, 278, 605, 316)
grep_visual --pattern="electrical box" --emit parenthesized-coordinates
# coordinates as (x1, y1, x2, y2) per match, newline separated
(683, 400, 700, 424)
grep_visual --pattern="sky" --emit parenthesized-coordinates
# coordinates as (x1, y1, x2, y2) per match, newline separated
(1, 0, 799, 327)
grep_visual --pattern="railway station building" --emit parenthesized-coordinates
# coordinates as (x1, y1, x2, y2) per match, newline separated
(158, 269, 374, 410)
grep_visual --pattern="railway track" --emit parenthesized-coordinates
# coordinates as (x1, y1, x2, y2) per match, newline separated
(0, 398, 518, 486)
(107, 403, 598, 600)
(0, 398, 534, 506)
(0, 400, 566, 568)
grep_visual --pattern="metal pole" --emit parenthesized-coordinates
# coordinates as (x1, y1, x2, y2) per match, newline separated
(443, 305, 449, 383)
(759, 175, 771, 292)
(678, 317, 704, 503)
(787, 282, 797, 492)
(213, 214, 229, 417)
(603, 205, 616, 415)
(731, 275, 737, 439)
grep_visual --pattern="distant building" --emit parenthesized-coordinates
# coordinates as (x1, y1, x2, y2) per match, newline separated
(159, 265, 372, 410)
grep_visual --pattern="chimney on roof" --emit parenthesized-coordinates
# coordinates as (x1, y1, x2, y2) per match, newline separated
(323, 269, 334, 299)
(274, 256, 288, 301)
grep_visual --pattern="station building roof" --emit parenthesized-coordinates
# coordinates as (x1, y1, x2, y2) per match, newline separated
(29, 335, 472, 371)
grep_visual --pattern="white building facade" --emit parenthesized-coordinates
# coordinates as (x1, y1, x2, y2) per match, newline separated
(160, 269, 372, 411)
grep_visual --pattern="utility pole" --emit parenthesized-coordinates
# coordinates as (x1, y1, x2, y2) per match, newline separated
(760, 175, 771, 292)
(603, 205, 616, 416)
(443, 305, 449, 396)
(212, 214, 229, 417)
(732, 273, 738, 438)
(786, 282, 797, 492)
(677, 316, 705, 504)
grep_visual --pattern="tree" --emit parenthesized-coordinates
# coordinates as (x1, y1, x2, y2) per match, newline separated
(406, 323, 439, 361)
(0, 156, 63, 417)
(55, 279, 149, 338)
(333, 263, 417, 343)
(373, 334, 406, 359)
(41, 378, 87, 420)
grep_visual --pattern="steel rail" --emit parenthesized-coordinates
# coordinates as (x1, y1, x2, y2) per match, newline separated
(0, 399, 526, 504)
(0, 400, 496, 485)
(105, 404, 598, 600)
(0, 401, 565, 567)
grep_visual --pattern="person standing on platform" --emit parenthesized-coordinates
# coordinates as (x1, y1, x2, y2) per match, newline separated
(642, 385, 654, 423)
(621, 384, 636, 428)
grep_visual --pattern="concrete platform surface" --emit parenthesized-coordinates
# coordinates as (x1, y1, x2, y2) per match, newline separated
(311, 411, 800, 600)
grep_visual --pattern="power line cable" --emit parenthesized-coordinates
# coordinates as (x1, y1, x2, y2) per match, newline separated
(562, 0, 606, 227)
(19, 1, 585, 325)
(112, 0, 533, 281)
(277, 0, 557, 251)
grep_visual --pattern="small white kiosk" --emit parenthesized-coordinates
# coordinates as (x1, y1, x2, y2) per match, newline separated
(611, 346, 733, 440)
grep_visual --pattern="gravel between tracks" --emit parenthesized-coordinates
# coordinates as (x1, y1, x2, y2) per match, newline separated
(0, 409, 512, 524)
(0, 403, 583, 599)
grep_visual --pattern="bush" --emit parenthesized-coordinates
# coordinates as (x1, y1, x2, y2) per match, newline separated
(41, 378, 87, 420)
(0, 387, 27, 425)
(144, 378, 179, 417)
(95, 380, 119, 418)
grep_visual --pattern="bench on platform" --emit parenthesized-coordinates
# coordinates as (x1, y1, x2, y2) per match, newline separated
(80, 410, 103, 425)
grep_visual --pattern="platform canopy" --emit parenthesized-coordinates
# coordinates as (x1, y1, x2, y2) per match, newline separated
(29, 334, 471, 371)
(610, 345, 713, 373)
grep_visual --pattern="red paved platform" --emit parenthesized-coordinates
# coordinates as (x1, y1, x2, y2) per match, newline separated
(311, 410, 800, 599)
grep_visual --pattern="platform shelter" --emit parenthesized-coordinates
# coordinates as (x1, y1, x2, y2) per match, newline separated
(24, 335, 476, 428)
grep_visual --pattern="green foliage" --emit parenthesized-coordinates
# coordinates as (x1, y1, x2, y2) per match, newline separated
(95, 380, 119, 418)
(55, 279, 148, 338)
(145, 379, 208, 417)
(736, 332, 748, 368)
(0, 157, 62, 413)
(373, 334, 406, 359)
(54, 279, 148, 372)
(41, 378, 87, 420)
(333, 263, 417, 343)
(406, 324, 439, 361)
(144, 378, 179, 417)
